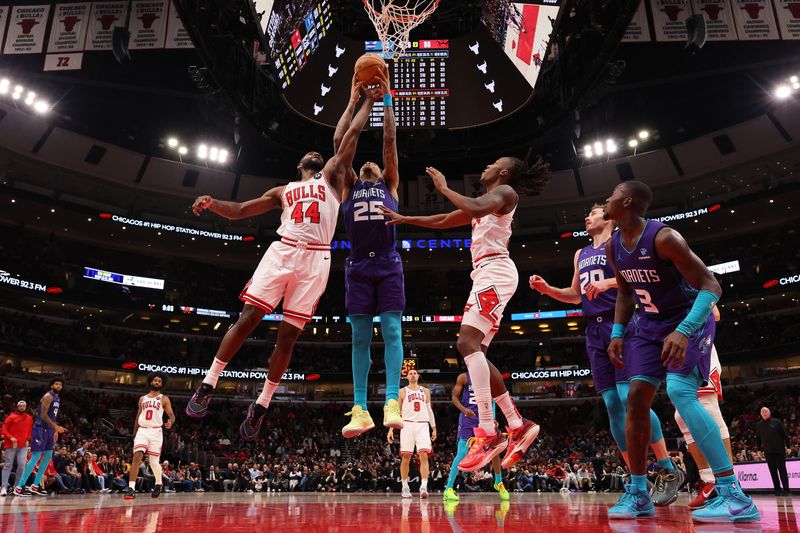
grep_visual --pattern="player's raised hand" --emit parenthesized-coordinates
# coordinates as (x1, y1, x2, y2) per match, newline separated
(529, 274, 549, 294)
(607, 338, 625, 368)
(387, 429, 394, 443)
(373, 66, 391, 95)
(426, 167, 448, 191)
(349, 74, 364, 104)
(378, 205, 406, 225)
(192, 195, 213, 216)
(661, 331, 688, 369)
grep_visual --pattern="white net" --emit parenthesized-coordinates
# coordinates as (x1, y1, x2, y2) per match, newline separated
(362, 0, 440, 58)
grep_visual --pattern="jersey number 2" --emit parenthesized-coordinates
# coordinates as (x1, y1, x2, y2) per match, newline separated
(291, 202, 320, 224)
(353, 200, 384, 222)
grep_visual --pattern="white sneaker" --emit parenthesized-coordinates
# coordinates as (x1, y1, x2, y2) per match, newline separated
(0, 487, 6, 497)
(401, 487, 412, 498)
(420, 488, 428, 499)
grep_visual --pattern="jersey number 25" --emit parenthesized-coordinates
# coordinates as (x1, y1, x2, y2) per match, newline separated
(353, 201, 383, 222)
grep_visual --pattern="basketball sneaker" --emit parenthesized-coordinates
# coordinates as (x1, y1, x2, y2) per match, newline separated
(28, 485, 47, 497)
(420, 487, 428, 499)
(383, 399, 403, 430)
(341, 405, 375, 438)
(651, 460, 685, 506)
(401, 486, 412, 498)
(608, 484, 655, 519)
(691, 484, 760, 523)
(0, 487, 6, 497)
(501, 419, 540, 469)
(458, 428, 508, 472)
(152, 484, 162, 498)
(185, 383, 214, 418)
(13, 486, 30, 497)
(123, 487, 135, 500)
(689, 482, 717, 509)
(494, 482, 510, 501)
(239, 402, 267, 441)
(443, 487, 459, 502)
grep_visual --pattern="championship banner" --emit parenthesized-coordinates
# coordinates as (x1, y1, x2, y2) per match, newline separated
(774, 0, 800, 39)
(85, 1, 128, 51)
(691, 0, 738, 40)
(0, 7, 9, 52)
(651, 0, 692, 41)
(165, 0, 193, 48)
(47, 3, 91, 53)
(3, 5, 51, 55)
(730, 0, 780, 40)
(418, 176, 446, 211)
(128, 0, 167, 50)
(621, 0, 652, 42)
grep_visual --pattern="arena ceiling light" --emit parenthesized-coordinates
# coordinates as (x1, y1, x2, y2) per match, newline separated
(0, 77, 51, 114)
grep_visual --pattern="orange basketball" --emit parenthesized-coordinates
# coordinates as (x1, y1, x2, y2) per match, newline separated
(354, 53, 386, 84)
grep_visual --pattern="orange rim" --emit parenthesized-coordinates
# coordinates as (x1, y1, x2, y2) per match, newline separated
(362, 0, 440, 24)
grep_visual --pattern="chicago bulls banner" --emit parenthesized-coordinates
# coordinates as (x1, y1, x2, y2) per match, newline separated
(0, 7, 9, 52)
(85, 1, 128, 51)
(3, 5, 50, 55)
(165, 0, 193, 48)
(730, 0, 781, 39)
(621, 1, 653, 42)
(129, 0, 167, 50)
(651, 0, 692, 41)
(47, 3, 91, 53)
(774, 0, 800, 39)
(692, 0, 738, 39)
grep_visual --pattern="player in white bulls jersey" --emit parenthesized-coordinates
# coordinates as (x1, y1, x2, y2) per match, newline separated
(381, 157, 551, 473)
(674, 305, 733, 509)
(124, 372, 175, 500)
(387, 370, 436, 498)
(186, 82, 381, 441)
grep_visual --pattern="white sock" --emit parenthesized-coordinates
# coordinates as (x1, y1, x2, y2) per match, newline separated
(464, 351, 495, 435)
(256, 379, 280, 408)
(128, 480, 136, 489)
(494, 391, 523, 430)
(699, 468, 715, 484)
(420, 479, 428, 491)
(202, 357, 228, 387)
(402, 478, 409, 489)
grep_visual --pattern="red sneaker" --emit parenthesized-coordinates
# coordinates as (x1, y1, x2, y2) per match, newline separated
(689, 481, 717, 509)
(501, 419, 540, 469)
(458, 428, 508, 472)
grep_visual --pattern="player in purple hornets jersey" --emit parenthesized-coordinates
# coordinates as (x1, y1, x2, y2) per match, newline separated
(529, 205, 680, 505)
(604, 181, 759, 523)
(335, 70, 406, 439)
(443, 373, 507, 502)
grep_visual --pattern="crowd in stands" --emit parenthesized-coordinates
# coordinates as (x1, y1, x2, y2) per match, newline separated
(1, 376, 798, 496)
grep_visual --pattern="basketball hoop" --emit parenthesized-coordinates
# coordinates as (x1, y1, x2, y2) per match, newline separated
(362, 0, 440, 59)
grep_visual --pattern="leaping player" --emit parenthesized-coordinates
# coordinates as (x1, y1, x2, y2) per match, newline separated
(443, 372, 509, 502)
(387, 369, 436, 498)
(529, 203, 683, 505)
(335, 70, 406, 438)
(603, 180, 759, 522)
(186, 82, 380, 439)
(381, 157, 550, 472)
(125, 372, 175, 500)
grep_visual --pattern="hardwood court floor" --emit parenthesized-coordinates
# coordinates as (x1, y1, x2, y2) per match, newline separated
(0, 491, 796, 532)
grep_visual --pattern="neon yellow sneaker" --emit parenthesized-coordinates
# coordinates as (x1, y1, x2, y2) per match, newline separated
(494, 482, 510, 501)
(341, 405, 375, 438)
(443, 487, 460, 502)
(383, 399, 403, 429)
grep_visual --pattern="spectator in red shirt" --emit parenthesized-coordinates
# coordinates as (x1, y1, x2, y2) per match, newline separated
(2, 400, 33, 495)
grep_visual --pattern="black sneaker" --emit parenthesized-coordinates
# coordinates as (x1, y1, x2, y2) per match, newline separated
(123, 487, 136, 500)
(152, 485, 162, 498)
(239, 402, 267, 441)
(651, 460, 685, 507)
(13, 486, 30, 497)
(185, 383, 215, 418)
(28, 485, 47, 497)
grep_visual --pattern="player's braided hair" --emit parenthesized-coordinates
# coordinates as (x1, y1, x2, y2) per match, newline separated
(507, 157, 551, 196)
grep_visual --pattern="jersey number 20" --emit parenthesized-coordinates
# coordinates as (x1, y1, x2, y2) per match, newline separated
(579, 269, 604, 294)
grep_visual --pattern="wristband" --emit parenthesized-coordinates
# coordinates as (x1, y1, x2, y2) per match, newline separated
(383, 93, 393, 107)
(611, 323, 626, 340)
(675, 290, 719, 337)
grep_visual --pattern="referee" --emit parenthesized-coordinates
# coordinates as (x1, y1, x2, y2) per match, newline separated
(756, 407, 791, 496)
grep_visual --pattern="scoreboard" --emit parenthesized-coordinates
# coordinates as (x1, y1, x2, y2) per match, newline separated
(365, 40, 449, 129)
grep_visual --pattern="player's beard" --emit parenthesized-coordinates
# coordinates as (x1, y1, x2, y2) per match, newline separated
(301, 156, 324, 173)
(150, 384, 161, 392)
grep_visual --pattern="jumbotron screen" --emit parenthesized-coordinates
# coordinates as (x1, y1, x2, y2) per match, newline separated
(281, 25, 534, 130)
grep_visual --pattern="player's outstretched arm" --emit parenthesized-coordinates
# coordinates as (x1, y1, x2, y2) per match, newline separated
(378, 206, 472, 229)
(192, 186, 284, 220)
(333, 75, 364, 153)
(426, 167, 517, 218)
(606, 240, 635, 368)
(326, 90, 377, 195)
(162, 395, 176, 430)
(530, 250, 582, 304)
(373, 70, 399, 196)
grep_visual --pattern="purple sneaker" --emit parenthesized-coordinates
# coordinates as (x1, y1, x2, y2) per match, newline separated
(185, 383, 214, 418)
(239, 402, 267, 441)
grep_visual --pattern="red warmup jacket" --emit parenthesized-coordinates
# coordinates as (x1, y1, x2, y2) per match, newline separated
(2, 411, 33, 449)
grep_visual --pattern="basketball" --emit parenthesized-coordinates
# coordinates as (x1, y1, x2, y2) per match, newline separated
(354, 53, 387, 84)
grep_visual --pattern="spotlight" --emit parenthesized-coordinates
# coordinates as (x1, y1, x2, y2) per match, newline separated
(178, 146, 188, 155)
(12, 86, 23, 100)
(24, 91, 36, 105)
(167, 137, 178, 148)
(584, 149, 593, 159)
(209, 147, 219, 161)
(197, 144, 208, 159)
(791, 75, 798, 84)
(218, 149, 229, 163)
(33, 100, 49, 114)
(606, 139, 617, 153)
(628, 139, 638, 148)
(0, 79, 9, 94)
(594, 141, 604, 156)
(583, 144, 592, 153)
(793, 82, 800, 90)
(774, 85, 791, 99)
(638, 130, 649, 140)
